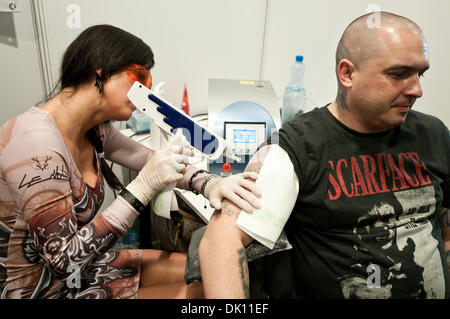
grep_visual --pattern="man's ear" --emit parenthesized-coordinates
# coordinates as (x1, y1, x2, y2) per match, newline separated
(95, 69, 102, 77)
(337, 59, 356, 89)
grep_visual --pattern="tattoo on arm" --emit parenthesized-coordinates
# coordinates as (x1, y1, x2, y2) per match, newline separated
(222, 201, 240, 217)
(237, 247, 250, 298)
(209, 201, 241, 219)
(245, 163, 259, 173)
(244, 145, 271, 175)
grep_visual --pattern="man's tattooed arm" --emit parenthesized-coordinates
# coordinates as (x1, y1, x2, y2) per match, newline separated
(237, 248, 250, 299)
(198, 145, 271, 298)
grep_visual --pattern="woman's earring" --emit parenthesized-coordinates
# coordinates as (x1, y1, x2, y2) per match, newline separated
(95, 75, 103, 94)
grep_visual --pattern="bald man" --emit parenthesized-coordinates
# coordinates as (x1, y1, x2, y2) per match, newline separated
(198, 12, 450, 299)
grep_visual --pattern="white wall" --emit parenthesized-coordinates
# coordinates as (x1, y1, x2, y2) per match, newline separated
(0, 0, 44, 126)
(37, 0, 267, 116)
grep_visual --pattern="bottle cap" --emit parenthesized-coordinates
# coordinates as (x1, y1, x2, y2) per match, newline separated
(296, 55, 304, 63)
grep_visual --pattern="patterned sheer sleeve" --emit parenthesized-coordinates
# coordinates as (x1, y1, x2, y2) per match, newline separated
(1, 124, 124, 282)
(99, 123, 153, 172)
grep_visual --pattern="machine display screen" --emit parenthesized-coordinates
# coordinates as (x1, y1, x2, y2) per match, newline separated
(233, 129, 257, 144)
(225, 122, 266, 155)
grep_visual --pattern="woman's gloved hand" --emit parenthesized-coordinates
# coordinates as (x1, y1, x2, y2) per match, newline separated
(126, 133, 193, 205)
(204, 172, 262, 213)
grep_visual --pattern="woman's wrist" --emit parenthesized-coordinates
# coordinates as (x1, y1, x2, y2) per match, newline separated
(189, 169, 208, 195)
(176, 165, 205, 190)
(102, 196, 140, 234)
(202, 175, 221, 198)
(180, 166, 211, 194)
(122, 184, 149, 211)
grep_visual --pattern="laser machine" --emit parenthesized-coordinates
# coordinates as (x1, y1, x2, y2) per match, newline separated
(207, 78, 281, 176)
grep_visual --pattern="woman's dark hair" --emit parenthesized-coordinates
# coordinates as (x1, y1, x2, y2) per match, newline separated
(49, 24, 155, 191)
(59, 24, 154, 92)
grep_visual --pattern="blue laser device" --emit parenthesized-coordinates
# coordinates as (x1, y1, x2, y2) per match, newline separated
(127, 82, 240, 162)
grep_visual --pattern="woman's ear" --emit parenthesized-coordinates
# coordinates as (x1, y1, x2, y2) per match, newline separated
(337, 59, 356, 89)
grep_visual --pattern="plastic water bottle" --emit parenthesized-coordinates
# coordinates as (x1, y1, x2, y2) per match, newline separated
(282, 55, 306, 124)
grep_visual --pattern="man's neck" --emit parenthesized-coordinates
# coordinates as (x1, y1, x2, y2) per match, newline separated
(327, 101, 386, 134)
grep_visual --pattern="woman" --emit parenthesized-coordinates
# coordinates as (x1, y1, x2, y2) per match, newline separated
(0, 25, 261, 299)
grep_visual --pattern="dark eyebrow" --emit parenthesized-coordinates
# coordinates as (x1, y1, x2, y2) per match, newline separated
(384, 64, 430, 73)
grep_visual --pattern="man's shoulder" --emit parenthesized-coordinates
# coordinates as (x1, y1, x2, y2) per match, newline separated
(283, 106, 328, 135)
(405, 110, 448, 132)
(399, 111, 449, 154)
(400, 110, 449, 139)
(276, 107, 329, 159)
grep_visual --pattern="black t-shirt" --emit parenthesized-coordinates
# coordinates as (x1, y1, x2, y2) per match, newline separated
(263, 106, 450, 299)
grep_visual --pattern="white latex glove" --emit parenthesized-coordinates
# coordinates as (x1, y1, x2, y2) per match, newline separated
(204, 172, 262, 213)
(126, 131, 193, 205)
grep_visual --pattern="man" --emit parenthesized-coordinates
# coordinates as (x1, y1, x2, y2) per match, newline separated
(198, 11, 450, 299)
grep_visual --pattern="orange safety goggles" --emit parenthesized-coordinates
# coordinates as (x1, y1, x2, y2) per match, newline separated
(124, 64, 152, 89)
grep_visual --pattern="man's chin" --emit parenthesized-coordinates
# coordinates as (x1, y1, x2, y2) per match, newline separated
(390, 112, 409, 128)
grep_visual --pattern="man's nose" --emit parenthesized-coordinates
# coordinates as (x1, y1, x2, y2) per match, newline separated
(404, 73, 423, 98)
